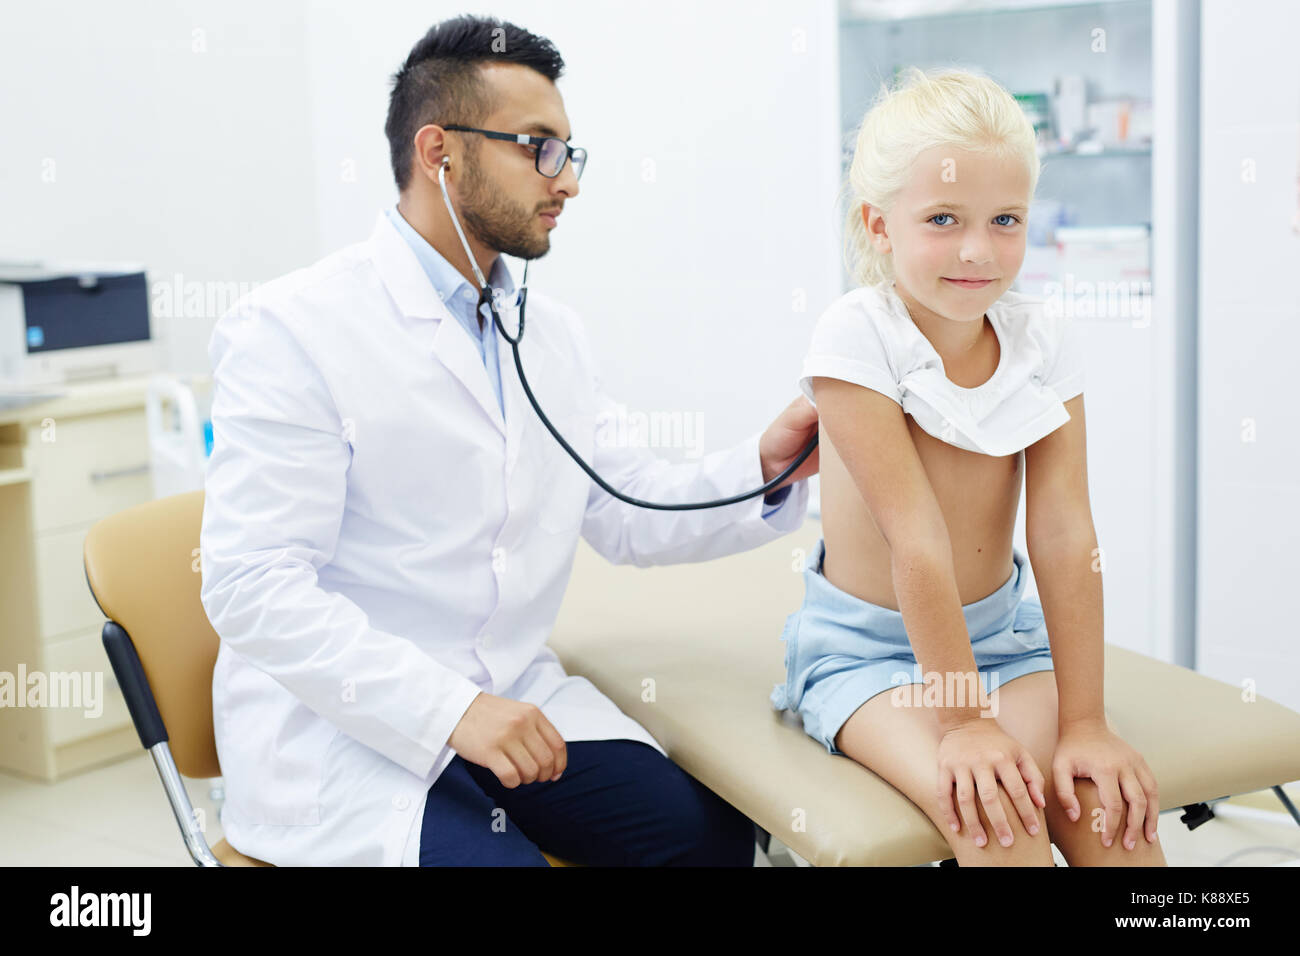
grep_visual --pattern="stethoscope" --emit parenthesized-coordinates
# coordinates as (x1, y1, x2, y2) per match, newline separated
(437, 156, 818, 511)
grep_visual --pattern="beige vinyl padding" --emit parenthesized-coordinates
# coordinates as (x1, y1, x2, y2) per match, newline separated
(82, 490, 572, 867)
(550, 521, 1300, 866)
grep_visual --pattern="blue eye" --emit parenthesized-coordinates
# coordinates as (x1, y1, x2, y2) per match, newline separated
(928, 213, 1023, 227)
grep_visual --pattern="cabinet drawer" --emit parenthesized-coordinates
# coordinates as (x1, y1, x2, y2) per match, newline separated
(36, 524, 109, 641)
(41, 628, 132, 747)
(27, 409, 153, 533)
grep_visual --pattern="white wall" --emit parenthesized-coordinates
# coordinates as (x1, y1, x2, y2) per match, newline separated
(1197, 0, 1300, 712)
(0, 0, 321, 375)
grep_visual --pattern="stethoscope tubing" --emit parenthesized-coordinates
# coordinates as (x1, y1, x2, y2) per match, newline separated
(438, 158, 817, 511)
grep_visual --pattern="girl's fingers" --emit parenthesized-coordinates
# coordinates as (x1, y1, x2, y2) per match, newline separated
(975, 764, 1013, 848)
(1019, 749, 1047, 809)
(1094, 771, 1125, 847)
(937, 767, 960, 833)
(956, 768, 985, 848)
(1135, 762, 1161, 842)
(1053, 760, 1080, 822)
(1000, 757, 1041, 836)
(1117, 767, 1148, 851)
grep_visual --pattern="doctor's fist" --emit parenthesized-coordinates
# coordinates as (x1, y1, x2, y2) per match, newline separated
(448, 693, 568, 788)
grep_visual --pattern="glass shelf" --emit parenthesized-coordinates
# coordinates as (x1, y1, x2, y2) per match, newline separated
(1043, 145, 1152, 159)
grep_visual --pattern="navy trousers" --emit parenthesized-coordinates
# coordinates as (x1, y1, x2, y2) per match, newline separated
(419, 739, 755, 866)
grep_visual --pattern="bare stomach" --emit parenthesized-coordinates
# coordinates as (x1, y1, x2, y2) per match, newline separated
(818, 414, 1023, 611)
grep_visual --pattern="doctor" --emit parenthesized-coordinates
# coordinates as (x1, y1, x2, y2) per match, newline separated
(200, 14, 817, 867)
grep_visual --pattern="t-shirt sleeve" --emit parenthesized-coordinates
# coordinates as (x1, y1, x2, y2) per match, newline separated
(799, 296, 903, 408)
(1041, 313, 1086, 401)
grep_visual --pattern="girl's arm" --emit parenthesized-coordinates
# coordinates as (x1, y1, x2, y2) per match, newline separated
(1025, 393, 1161, 849)
(812, 375, 983, 727)
(1023, 393, 1105, 729)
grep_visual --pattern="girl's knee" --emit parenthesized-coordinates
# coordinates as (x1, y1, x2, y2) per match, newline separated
(1045, 778, 1167, 867)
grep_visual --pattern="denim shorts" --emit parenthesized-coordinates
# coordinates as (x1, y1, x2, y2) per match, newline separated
(770, 538, 1054, 755)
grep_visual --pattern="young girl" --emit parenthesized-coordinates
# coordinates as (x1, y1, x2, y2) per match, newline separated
(770, 67, 1165, 867)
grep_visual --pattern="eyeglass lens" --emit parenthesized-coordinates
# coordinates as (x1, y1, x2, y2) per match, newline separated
(538, 138, 585, 179)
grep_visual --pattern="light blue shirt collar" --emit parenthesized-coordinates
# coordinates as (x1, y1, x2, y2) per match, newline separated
(384, 204, 518, 317)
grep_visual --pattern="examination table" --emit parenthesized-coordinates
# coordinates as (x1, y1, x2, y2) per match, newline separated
(549, 520, 1300, 866)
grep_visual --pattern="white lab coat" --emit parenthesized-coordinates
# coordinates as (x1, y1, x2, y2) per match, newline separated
(199, 210, 809, 866)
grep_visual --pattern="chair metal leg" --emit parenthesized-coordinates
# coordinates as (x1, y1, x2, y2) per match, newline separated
(99, 620, 223, 866)
(150, 741, 221, 867)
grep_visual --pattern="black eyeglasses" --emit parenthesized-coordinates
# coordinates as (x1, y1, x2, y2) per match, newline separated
(442, 125, 586, 180)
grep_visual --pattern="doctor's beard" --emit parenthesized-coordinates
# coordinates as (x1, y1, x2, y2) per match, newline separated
(459, 163, 551, 261)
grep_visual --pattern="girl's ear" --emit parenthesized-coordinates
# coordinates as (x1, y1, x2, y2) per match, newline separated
(862, 203, 889, 252)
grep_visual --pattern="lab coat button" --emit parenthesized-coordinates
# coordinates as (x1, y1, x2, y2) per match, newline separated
(392, 793, 410, 811)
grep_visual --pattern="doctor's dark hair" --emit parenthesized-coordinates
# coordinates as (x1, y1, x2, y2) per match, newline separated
(385, 15, 566, 192)
(842, 66, 1040, 289)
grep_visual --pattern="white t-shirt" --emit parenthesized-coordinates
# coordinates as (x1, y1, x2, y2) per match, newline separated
(800, 281, 1085, 457)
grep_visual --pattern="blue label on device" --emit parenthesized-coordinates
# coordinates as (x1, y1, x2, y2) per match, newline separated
(27, 326, 44, 347)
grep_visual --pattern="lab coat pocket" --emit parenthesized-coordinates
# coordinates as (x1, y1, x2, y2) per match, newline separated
(217, 660, 338, 826)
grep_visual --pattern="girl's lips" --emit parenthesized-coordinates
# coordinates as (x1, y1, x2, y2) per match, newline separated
(944, 277, 993, 288)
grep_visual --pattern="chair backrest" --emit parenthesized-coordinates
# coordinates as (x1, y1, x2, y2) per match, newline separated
(83, 489, 221, 779)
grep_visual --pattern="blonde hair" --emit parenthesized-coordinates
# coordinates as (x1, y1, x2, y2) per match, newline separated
(842, 66, 1041, 289)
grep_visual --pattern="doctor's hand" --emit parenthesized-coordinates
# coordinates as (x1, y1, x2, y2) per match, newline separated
(759, 395, 820, 490)
(448, 693, 568, 788)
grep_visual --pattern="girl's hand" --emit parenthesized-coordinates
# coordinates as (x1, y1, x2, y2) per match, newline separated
(1052, 717, 1160, 850)
(936, 718, 1047, 849)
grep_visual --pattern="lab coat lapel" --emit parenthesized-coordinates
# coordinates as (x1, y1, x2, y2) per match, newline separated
(365, 210, 507, 436)
(431, 310, 507, 435)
